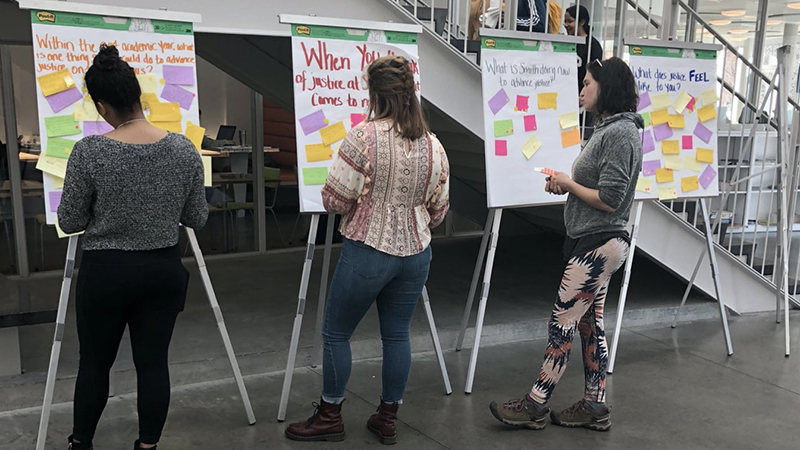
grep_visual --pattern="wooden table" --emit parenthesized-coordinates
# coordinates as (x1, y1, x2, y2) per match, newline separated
(18, 153, 39, 162)
(0, 180, 44, 199)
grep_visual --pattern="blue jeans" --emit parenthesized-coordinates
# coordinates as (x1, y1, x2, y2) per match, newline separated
(322, 238, 432, 404)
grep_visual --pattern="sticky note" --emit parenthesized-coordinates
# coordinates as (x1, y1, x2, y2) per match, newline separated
(299, 110, 328, 135)
(651, 92, 672, 110)
(52, 176, 64, 190)
(658, 185, 678, 200)
(148, 102, 182, 122)
(488, 88, 510, 115)
(36, 154, 68, 179)
(681, 175, 700, 192)
(202, 156, 212, 187)
(686, 96, 697, 112)
(673, 91, 692, 114)
(45, 115, 82, 138)
(302, 167, 328, 186)
(682, 136, 693, 149)
(561, 128, 581, 148)
(701, 89, 719, 106)
(664, 155, 682, 170)
(73, 100, 101, 122)
(653, 123, 673, 141)
(495, 140, 508, 156)
(515, 95, 529, 112)
(651, 109, 670, 125)
(521, 134, 542, 159)
(45, 87, 83, 114)
(642, 160, 661, 176)
(558, 111, 579, 130)
(306, 143, 334, 162)
(684, 155, 702, 172)
(641, 129, 655, 154)
(493, 119, 514, 137)
(662, 140, 680, 155)
(83, 121, 113, 137)
(37, 69, 75, 97)
(46, 137, 76, 159)
(699, 165, 717, 189)
(49, 191, 62, 212)
(523, 115, 538, 132)
(54, 219, 83, 239)
(137, 74, 159, 94)
(160, 84, 196, 110)
(641, 112, 651, 128)
(185, 122, 205, 150)
(537, 92, 558, 110)
(151, 121, 183, 133)
(697, 104, 717, 122)
(655, 168, 674, 183)
(637, 92, 652, 111)
(635, 177, 653, 193)
(350, 113, 367, 128)
(320, 121, 347, 146)
(693, 122, 713, 144)
(696, 148, 714, 163)
(162, 65, 195, 86)
(668, 114, 685, 129)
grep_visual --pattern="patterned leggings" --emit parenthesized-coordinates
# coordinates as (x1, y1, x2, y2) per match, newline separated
(529, 237, 630, 405)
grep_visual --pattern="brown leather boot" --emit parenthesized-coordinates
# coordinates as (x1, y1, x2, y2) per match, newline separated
(284, 399, 346, 442)
(367, 401, 399, 445)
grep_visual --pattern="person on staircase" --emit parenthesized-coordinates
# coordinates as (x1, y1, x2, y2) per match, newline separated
(284, 55, 450, 446)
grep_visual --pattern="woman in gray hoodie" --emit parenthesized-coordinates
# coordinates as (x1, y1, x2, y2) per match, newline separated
(490, 57, 642, 432)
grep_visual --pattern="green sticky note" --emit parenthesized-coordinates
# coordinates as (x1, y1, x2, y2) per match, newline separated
(493, 119, 514, 137)
(45, 115, 81, 137)
(46, 137, 76, 159)
(641, 112, 651, 128)
(302, 167, 328, 186)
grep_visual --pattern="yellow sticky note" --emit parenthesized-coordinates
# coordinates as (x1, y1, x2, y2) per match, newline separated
(140, 93, 159, 110)
(662, 140, 680, 155)
(651, 93, 672, 110)
(635, 177, 653, 194)
(73, 100, 101, 122)
(681, 175, 700, 193)
(655, 168, 674, 183)
(697, 104, 717, 122)
(558, 111, 579, 129)
(683, 155, 702, 172)
(306, 143, 334, 163)
(320, 121, 347, 146)
(651, 109, 670, 125)
(52, 176, 64, 190)
(151, 121, 183, 133)
(667, 114, 685, 129)
(664, 155, 682, 170)
(696, 148, 714, 163)
(137, 74, 159, 94)
(537, 93, 558, 110)
(185, 122, 205, 150)
(561, 128, 581, 148)
(658, 185, 678, 200)
(54, 219, 84, 239)
(701, 89, 719, 106)
(36, 155, 68, 179)
(201, 156, 212, 187)
(148, 102, 182, 122)
(673, 91, 692, 114)
(37, 69, 75, 97)
(521, 134, 542, 159)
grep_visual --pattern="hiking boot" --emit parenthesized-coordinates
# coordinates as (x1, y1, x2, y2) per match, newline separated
(367, 401, 399, 445)
(489, 396, 549, 430)
(550, 399, 611, 431)
(285, 399, 346, 442)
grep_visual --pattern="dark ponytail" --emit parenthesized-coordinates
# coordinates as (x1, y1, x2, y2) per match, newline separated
(84, 43, 141, 115)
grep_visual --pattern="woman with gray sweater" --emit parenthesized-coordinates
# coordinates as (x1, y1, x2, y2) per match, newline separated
(58, 44, 207, 450)
(490, 57, 642, 432)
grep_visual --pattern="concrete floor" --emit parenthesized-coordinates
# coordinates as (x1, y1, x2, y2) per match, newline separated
(1, 312, 799, 449)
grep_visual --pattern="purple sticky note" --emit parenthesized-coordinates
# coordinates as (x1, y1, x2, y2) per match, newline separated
(637, 92, 652, 111)
(524, 115, 537, 132)
(641, 129, 655, 154)
(45, 87, 83, 114)
(49, 191, 62, 212)
(693, 122, 713, 144)
(682, 135, 693, 149)
(699, 165, 717, 189)
(160, 84, 196, 110)
(298, 110, 327, 135)
(653, 122, 673, 141)
(162, 65, 195, 85)
(495, 140, 508, 156)
(642, 160, 661, 176)
(83, 121, 114, 137)
(488, 88, 510, 115)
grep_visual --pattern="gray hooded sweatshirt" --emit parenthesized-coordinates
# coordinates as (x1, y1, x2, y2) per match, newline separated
(564, 112, 644, 239)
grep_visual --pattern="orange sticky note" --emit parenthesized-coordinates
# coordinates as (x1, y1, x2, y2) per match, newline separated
(305, 143, 334, 163)
(561, 128, 581, 148)
(37, 69, 75, 96)
(681, 175, 700, 192)
(655, 168, 674, 183)
(698, 104, 717, 122)
(662, 140, 680, 155)
(667, 114, 685, 129)
(537, 93, 558, 110)
(650, 109, 670, 125)
(696, 148, 714, 163)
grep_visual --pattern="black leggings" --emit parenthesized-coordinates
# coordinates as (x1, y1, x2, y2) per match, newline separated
(72, 245, 189, 445)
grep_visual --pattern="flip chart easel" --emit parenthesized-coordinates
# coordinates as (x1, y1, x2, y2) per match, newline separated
(36, 228, 255, 450)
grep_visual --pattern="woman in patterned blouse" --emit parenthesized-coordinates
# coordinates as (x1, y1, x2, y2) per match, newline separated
(285, 56, 450, 446)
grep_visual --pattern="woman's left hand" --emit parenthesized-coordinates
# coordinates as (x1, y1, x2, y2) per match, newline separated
(547, 172, 573, 195)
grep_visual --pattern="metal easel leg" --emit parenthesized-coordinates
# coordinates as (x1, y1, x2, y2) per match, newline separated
(698, 199, 734, 356)
(421, 285, 452, 394)
(456, 211, 494, 351)
(672, 248, 705, 328)
(311, 214, 335, 368)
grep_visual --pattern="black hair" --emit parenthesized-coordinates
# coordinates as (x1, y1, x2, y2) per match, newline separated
(84, 44, 141, 115)
(565, 5, 591, 35)
(586, 57, 639, 116)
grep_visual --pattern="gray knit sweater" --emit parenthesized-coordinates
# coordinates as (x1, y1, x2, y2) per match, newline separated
(58, 133, 208, 250)
(564, 112, 644, 238)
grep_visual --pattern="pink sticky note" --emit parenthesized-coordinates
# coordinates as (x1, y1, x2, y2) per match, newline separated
(350, 113, 366, 128)
(686, 96, 697, 112)
(524, 115, 537, 132)
(699, 165, 717, 189)
(162, 65, 195, 85)
(160, 84, 196, 110)
(693, 122, 713, 144)
(637, 92, 652, 111)
(495, 140, 508, 156)
(641, 129, 655, 154)
(45, 87, 83, 114)
(83, 121, 114, 137)
(642, 160, 661, 176)
(49, 191, 62, 212)
(653, 122, 673, 141)
(515, 95, 529, 112)
(488, 88, 510, 115)
(682, 135, 693, 149)
(298, 110, 327, 135)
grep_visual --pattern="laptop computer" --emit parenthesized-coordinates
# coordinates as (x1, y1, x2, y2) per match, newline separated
(216, 125, 237, 141)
